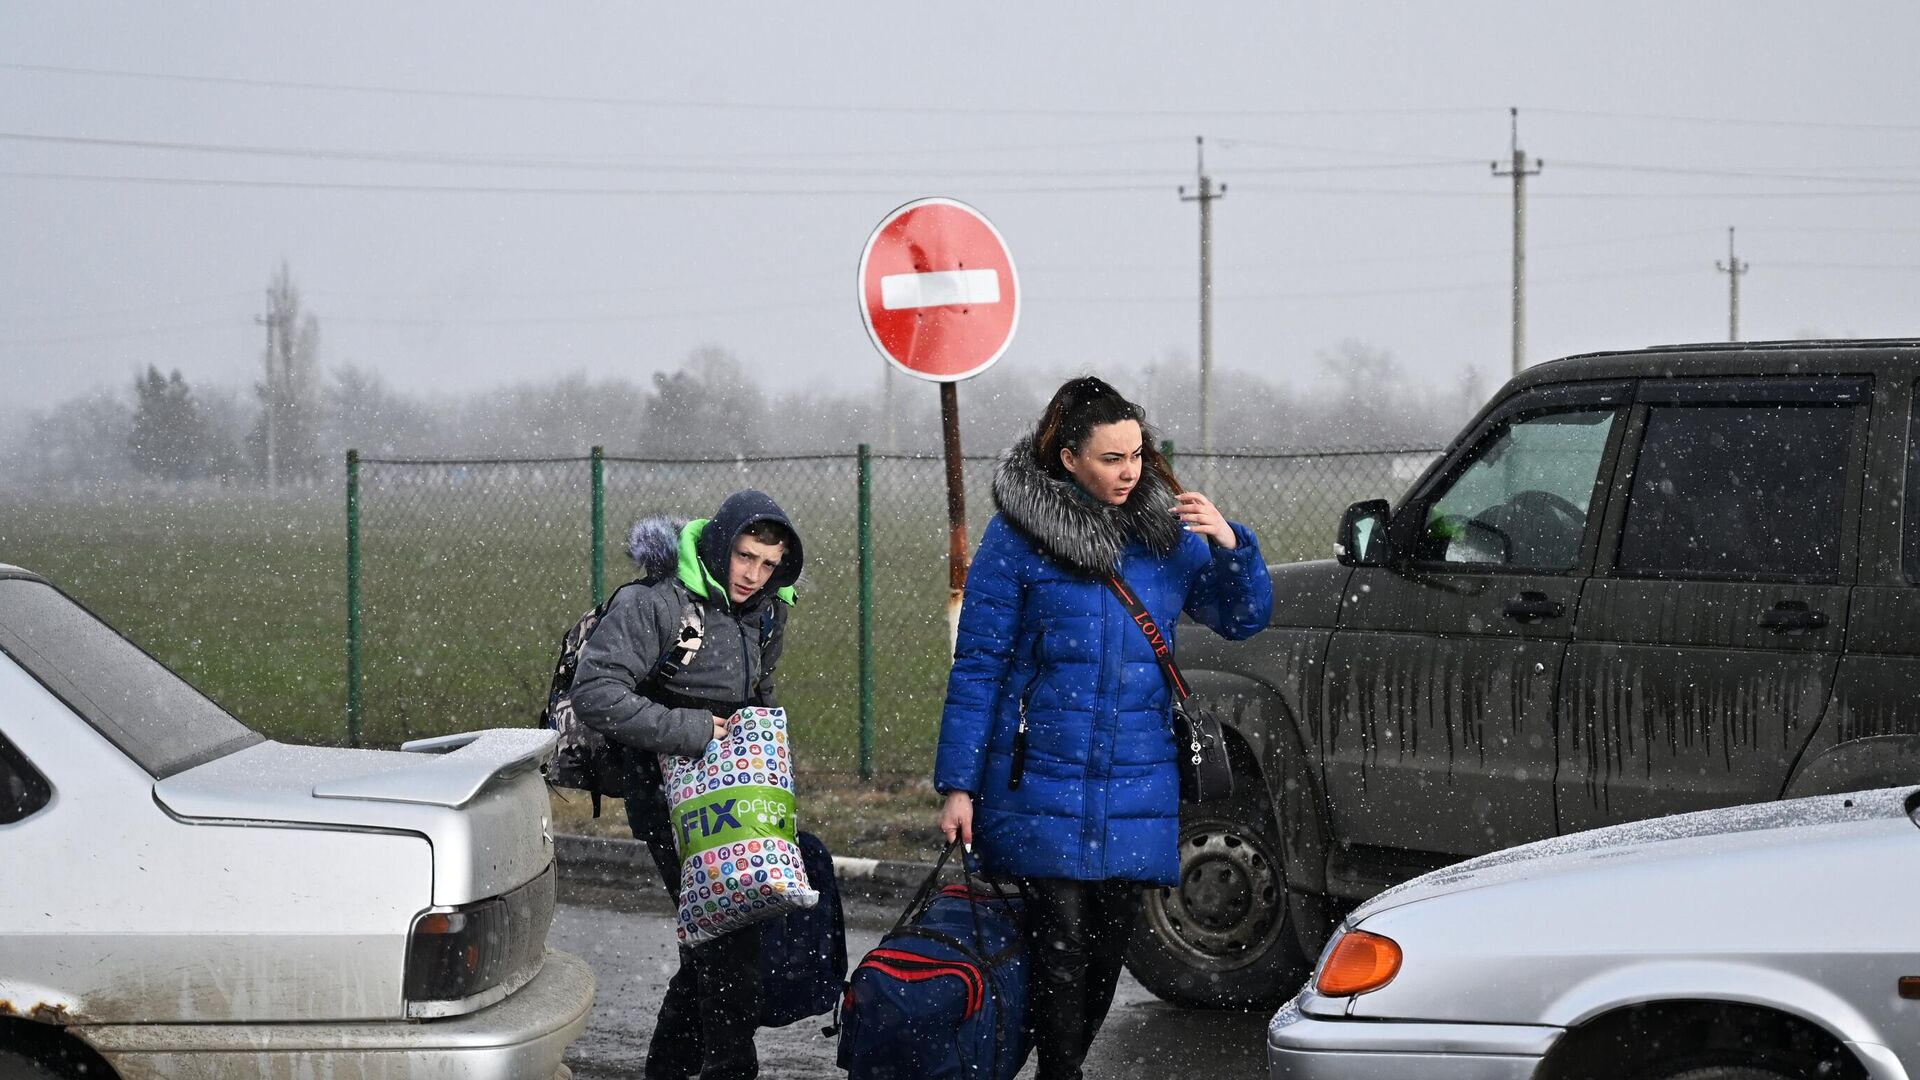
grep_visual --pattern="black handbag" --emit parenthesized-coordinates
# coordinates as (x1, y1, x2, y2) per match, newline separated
(1102, 575, 1234, 804)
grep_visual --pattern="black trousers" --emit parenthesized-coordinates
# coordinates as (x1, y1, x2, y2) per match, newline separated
(1018, 877, 1144, 1080)
(629, 773, 762, 1080)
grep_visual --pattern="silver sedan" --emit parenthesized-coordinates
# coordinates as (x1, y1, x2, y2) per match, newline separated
(0, 566, 593, 1079)
(1269, 786, 1919, 1080)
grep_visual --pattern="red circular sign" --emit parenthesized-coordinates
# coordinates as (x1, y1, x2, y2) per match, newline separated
(858, 198, 1020, 382)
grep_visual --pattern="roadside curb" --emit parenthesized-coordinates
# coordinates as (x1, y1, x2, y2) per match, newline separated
(554, 833, 935, 903)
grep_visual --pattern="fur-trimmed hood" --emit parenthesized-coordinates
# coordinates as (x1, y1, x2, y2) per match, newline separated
(626, 515, 688, 581)
(990, 434, 1182, 578)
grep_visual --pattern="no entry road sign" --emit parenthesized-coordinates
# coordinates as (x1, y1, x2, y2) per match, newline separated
(858, 197, 1020, 382)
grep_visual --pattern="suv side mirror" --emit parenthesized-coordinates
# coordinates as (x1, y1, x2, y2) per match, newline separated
(1337, 500, 1393, 567)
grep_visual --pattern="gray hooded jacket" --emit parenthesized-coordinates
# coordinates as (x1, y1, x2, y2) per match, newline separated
(569, 491, 802, 759)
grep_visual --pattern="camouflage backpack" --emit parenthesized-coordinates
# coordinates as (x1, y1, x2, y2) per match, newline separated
(539, 579, 706, 815)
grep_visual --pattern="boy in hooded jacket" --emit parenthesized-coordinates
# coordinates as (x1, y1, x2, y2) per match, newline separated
(572, 489, 803, 1080)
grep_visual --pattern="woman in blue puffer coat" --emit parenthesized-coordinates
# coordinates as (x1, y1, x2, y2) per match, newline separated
(934, 376, 1273, 1080)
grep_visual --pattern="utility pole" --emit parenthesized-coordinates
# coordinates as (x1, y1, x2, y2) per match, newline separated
(254, 305, 279, 494)
(1715, 226, 1749, 342)
(1491, 108, 1543, 376)
(1179, 136, 1225, 452)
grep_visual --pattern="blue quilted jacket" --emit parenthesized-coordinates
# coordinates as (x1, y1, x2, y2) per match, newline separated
(934, 439, 1273, 886)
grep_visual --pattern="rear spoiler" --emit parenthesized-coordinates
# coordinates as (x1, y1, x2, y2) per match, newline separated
(311, 729, 556, 809)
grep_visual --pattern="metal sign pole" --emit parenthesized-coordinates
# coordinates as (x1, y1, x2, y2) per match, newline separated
(940, 381, 968, 654)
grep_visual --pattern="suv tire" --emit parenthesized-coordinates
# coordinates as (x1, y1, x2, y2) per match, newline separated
(1126, 784, 1307, 1008)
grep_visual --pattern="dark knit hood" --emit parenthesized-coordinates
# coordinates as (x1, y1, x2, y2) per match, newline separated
(990, 434, 1182, 578)
(694, 489, 804, 595)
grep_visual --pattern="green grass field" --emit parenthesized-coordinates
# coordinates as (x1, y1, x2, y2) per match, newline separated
(0, 450, 1425, 780)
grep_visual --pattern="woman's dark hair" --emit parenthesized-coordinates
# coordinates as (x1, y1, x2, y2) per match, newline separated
(1032, 376, 1182, 494)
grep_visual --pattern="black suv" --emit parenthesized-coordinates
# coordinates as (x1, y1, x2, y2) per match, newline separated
(1128, 339, 1920, 1007)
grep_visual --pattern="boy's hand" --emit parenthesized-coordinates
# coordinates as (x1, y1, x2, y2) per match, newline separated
(710, 715, 729, 742)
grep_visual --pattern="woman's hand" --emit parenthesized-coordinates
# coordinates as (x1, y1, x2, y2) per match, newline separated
(938, 789, 975, 849)
(1173, 491, 1237, 549)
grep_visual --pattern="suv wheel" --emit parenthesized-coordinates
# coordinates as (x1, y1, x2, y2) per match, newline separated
(1126, 796, 1307, 1008)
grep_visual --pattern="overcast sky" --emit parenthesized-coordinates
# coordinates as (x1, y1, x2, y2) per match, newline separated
(4, 2, 1918, 433)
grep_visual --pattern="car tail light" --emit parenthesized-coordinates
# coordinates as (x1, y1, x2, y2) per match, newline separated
(1316, 929, 1402, 997)
(405, 898, 510, 1003)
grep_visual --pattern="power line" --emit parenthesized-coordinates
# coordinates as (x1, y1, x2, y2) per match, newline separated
(0, 61, 1499, 120)
(1232, 182, 1920, 200)
(1531, 106, 1920, 135)
(16, 167, 1919, 202)
(657, 136, 1184, 163)
(1, 291, 255, 324)
(1556, 159, 1920, 188)
(0, 319, 242, 348)
(1210, 137, 1490, 165)
(1768, 260, 1920, 271)
(1055, 264, 1705, 304)
(20, 64, 1916, 133)
(20, 130, 1920, 186)
(1275, 227, 1721, 269)
(1742, 226, 1920, 236)
(0, 130, 1476, 179)
(329, 299, 828, 328)
(0, 169, 1164, 197)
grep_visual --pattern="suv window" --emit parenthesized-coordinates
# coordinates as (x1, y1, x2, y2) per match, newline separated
(0, 730, 52, 825)
(0, 580, 262, 779)
(1618, 404, 1853, 582)
(1415, 408, 1617, 570)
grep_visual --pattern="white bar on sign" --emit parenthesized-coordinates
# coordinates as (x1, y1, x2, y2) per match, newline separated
(880, 268, 1001, 310)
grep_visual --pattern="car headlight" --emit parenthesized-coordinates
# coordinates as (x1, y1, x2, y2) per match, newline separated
(1315, 928, 1403, 997)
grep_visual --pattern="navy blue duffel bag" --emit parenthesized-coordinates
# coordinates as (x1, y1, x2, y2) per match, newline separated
(834, 843, 1030, 1080)
(760, 831, 847, 1028)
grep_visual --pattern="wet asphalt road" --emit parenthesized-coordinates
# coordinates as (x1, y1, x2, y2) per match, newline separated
(552, 875, 1272, 1080)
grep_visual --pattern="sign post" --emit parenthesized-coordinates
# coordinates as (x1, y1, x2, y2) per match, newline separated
(858, 197, 1020, 650)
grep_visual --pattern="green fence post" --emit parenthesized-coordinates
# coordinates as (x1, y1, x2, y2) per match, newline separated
(1161, 438, 1175, 465)
(345, 449, 363, 748)
(857, 443, 875, 781)
(590, 446, 606, 606)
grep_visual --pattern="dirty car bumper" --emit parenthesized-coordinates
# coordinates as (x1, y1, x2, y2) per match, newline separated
(75, 949, 594, 1080)
(1268, 997, 1560, 1080)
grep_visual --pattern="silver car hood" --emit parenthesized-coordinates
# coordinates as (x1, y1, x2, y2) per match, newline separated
(1352, 785, 1917, 922)
(154, 729, 557, 904)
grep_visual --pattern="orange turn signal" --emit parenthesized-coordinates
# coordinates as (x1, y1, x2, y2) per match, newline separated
(1316, 929, 1403, 997)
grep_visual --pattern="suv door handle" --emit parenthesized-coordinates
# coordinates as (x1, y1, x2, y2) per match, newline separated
(1502, 592, 1566, 621)
(1758, 600, 1828, 633)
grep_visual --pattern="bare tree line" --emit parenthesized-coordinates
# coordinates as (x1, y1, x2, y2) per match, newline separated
(3, 272, 1485, 488)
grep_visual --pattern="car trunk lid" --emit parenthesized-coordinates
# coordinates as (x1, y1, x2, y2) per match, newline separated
(154, 729, 557, 905)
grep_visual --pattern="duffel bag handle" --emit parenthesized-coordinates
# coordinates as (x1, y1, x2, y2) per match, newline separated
(893, 841, 961, 933)
(894, 841, 1020, 938)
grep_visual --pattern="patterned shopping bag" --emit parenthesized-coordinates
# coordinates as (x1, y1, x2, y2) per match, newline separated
(667, 706, 819, 946)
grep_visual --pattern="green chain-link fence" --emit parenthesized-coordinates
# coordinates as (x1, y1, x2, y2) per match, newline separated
(346, 444, 1439, 779)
